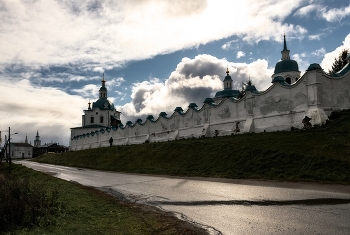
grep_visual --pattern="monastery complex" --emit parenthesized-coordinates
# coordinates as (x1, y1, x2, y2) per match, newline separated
(70, 36, 350, 151)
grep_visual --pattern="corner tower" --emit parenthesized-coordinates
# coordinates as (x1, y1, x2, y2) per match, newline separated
(271, 35, 301, 84)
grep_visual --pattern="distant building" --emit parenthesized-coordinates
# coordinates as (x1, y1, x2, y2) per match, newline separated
(34, 130, 41, 147)
(33, 143, 69, 157)
(6, 135, 33, 159)
(32, 131, 69, 157)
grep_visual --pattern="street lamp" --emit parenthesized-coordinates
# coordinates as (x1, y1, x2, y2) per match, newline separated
(8, 127, 18, 165)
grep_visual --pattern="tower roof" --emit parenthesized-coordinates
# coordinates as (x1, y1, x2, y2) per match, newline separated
(223, 68, 233, 82)
(92, 98, 115, 110)
(273, 34, 299, 75)
(283, 34, 288, 50)
(91, 74, 115, 110)
(274, 60, 300, 74)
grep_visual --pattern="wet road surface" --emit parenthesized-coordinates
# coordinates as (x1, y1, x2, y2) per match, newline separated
(18, 161, 350, 235)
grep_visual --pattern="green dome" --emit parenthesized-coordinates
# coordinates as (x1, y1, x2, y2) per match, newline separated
(214, 89, 240, 98)
(274, 59, 299, 74)
(223, 74, 232, 81)
(307, 63, 322, 71)
(92, 98, 115, 110)
(245, 84, 258, 93)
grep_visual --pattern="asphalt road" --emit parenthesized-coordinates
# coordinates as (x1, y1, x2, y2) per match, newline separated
(17, 160, 350, 235)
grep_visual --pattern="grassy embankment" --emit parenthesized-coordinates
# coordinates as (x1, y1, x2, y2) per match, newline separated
(0, 164, 207, 235)
(35, 110, 350, 184)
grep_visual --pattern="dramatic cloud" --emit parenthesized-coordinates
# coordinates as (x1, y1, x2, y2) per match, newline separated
(0, 0, 307, 73)
(117, 55, 273, 123)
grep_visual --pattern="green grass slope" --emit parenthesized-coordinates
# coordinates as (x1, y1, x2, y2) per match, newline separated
(34, 110, 350, 184)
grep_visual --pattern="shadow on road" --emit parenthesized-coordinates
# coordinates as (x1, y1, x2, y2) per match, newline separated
(149, 198, 350, 206)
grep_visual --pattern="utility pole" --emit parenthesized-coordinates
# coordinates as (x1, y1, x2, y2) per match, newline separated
(8, 127, 11, 165)
(8, 127, 18, 166)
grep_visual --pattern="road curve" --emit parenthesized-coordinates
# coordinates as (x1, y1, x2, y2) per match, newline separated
(17, 160, 350, 235)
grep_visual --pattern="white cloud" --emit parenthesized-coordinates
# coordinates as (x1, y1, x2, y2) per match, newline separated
(321, 33, 350, 72)
(0, 0, 307, 72)
(295, 4, 350, 23)
(321, 4, 350, 22)
(117, 55, 273, 123)
(312, 47, 326, 57)
(294, 4, 319, 17)
(72, 84, 100, 99)
(71, 76, 125, 98)
(221, 39, 239, 50)
(0, 76, 86, 146)
(292, 53, 309, 71)
(308, 34, 322, 40)
(237, 51, 246, 59)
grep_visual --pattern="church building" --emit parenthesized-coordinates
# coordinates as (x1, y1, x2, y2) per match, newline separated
(70, 74, 121, 140)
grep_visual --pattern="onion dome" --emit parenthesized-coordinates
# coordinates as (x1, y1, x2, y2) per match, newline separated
(215, 68, 241, 98)
(274, 60, 299, 74)
(92, 74, 115, 110)
(245, 80, 258, 93)
(306, 63, 323, 71)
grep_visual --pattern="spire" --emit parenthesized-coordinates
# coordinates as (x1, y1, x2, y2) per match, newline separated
(34, 130, 41, 147)
(88, 100, 91, 110)
(25, 134, 28, 144)
(281, 34, 290, 60)
(101, 73, 106, 87)
(283, 34, 287, 50)
(226, 67, 229, 75)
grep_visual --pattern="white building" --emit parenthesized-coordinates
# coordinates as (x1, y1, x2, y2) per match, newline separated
(70, 74, 121, 141)
(70, 37, 350, 151)
(7, 135, 33, 159)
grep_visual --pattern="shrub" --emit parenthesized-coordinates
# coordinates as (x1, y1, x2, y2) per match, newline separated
(0, 165, 63, 232)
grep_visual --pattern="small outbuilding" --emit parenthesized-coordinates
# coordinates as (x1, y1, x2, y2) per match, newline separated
(7, 142, 33, 159)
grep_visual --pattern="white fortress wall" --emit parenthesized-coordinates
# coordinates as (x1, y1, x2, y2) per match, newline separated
(70, 66, 350, 150)
(320, 73, 350, 113)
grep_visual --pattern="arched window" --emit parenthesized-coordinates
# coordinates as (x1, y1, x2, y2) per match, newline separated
(285, 77, 291, 84)
(90, 116, 94, 124)
(100, 116, 104, 123)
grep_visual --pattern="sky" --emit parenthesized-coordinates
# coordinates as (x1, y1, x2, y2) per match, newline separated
(1, 0, 350, 147)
